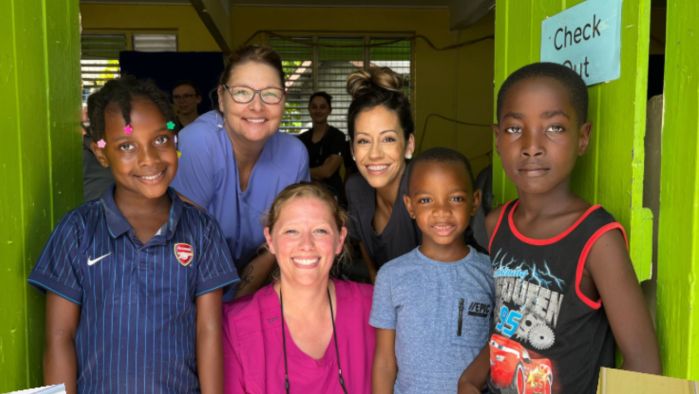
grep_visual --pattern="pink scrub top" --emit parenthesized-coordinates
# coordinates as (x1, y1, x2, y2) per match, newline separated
(223, 280, 375, 394)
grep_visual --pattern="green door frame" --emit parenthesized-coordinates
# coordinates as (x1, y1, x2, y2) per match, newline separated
(0, 0, 82, 391)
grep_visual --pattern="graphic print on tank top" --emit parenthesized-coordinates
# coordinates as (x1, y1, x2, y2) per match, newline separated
(489, 247, 560, 394)
(488, 201, 621, 394)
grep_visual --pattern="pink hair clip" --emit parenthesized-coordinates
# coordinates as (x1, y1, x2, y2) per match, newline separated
(124, 124, 133, 135)
(97, 139, 106, 149)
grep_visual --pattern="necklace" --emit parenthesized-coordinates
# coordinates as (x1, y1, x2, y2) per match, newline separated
(279, 285, 348, 394)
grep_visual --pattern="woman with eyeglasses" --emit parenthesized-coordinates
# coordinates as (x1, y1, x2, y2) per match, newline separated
(172, 45, 310, 299)
(222, 182, 375, 394)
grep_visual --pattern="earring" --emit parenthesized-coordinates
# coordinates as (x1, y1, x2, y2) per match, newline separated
(405, 152, 413, 160)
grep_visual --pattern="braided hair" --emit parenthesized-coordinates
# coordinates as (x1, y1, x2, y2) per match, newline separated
(87, 75, 177, 142)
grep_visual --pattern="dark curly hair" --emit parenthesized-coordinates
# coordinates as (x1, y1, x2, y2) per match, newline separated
(87, 75, 177, 142)
(496, 62, 588, 123)
(406, 147, 476, 194)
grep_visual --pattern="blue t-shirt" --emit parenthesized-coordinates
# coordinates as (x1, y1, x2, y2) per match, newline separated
(28, 187, 239, 393)
(172, 110, 310, 269)
(370, 247, 494, 394)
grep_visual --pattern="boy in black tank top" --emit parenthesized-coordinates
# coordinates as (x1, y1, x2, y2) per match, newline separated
(458, 63, 660, 394)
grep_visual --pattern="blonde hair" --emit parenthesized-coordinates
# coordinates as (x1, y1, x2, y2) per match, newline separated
(266, 182, 350, 276)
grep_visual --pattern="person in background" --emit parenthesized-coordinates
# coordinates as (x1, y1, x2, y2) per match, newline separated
(223, 182, 375, 393)
(30, 76, 238, 393)
(172, 80, 202, 127)
(172, 45, 310, 299)
(371, 148, 493, 394)
(297, 91, 348, 204)
(344, 67, 419, 282)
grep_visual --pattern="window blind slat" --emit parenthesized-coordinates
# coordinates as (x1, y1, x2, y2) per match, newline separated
(270, 35, 412, 135)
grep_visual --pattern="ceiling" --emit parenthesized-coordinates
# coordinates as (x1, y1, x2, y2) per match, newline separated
(80, 0, 449, 7)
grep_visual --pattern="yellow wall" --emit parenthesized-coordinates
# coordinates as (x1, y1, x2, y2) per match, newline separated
(230, 6, 495, 173)
(80, 3, 219, 52)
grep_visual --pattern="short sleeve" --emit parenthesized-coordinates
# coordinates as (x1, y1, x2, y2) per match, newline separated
(171, 123, 218, 208)
(195, 215, 240, 296)
(369, 265, 397, 329)
(296, 144, 311, 182)
(327, 130, 346, 157)
(28, 211, 84, 304)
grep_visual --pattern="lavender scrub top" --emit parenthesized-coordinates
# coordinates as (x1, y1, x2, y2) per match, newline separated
(172, 110, 310, 270)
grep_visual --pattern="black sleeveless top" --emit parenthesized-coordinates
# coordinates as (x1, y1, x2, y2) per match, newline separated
(487, 200, 623, 394)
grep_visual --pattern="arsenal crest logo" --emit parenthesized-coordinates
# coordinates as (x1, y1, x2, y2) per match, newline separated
(174, 243, 194, 266)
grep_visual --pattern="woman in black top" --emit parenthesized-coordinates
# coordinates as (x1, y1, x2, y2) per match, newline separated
(297, 92, 349, 203)
(344, 67, 420, 281)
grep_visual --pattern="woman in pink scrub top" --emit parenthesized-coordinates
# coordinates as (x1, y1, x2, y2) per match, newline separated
(222, 183, 375, 394)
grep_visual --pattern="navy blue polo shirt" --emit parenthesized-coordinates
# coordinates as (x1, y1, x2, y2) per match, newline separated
(29, 187, 239, 393)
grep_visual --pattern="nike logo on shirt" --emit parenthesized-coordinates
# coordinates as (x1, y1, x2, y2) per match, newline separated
(87, 253, 111, 266)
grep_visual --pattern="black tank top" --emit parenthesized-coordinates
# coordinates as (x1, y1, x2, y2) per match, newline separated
(487, 200, 623, 394)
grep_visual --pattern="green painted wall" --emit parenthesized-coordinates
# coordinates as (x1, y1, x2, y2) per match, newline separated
(0, 0, 82, 391)
(492, 0, 653, 280)
(657, 1, 699, 380)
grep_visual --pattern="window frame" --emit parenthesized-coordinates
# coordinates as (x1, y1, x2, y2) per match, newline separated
(262, 32, 415, 135)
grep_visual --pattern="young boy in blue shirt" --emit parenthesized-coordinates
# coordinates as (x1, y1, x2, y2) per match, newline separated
(371, 147, 494, 394)
(29, 76, 239, 393)
(458, 62, 660, 394)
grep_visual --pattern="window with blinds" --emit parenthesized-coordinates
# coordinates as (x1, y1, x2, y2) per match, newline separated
(269, 35, 412, 135)
(81, 32, 177, 103)
(81, 33, 125, 102)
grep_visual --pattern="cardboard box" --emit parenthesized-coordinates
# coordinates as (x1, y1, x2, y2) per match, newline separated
(597, 367, 699, 393)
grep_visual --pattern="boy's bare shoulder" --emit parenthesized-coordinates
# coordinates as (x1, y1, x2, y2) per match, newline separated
(485, 204, 506, 239)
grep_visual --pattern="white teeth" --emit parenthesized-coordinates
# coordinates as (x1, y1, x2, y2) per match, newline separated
(433, 224, 454, 232)
(367, 165, 388, 171)
(246, 118, 265, 124)
(140, 172, 163, 181)
(293, 258, 319, 266)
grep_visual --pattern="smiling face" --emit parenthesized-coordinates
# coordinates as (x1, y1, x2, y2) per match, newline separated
(308, 95, 331, 125)
(92, 96, 177, 205)
(404, 160, 480, 261)
(352, 105, 415, 191)
(495, 77, 590, 197)
(218, 61, 285, 146)
(264, 196, 347, 287)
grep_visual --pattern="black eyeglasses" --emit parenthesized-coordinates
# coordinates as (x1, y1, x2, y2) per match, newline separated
(223, 84, 285, 105)
(173, 93, 197, 100)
